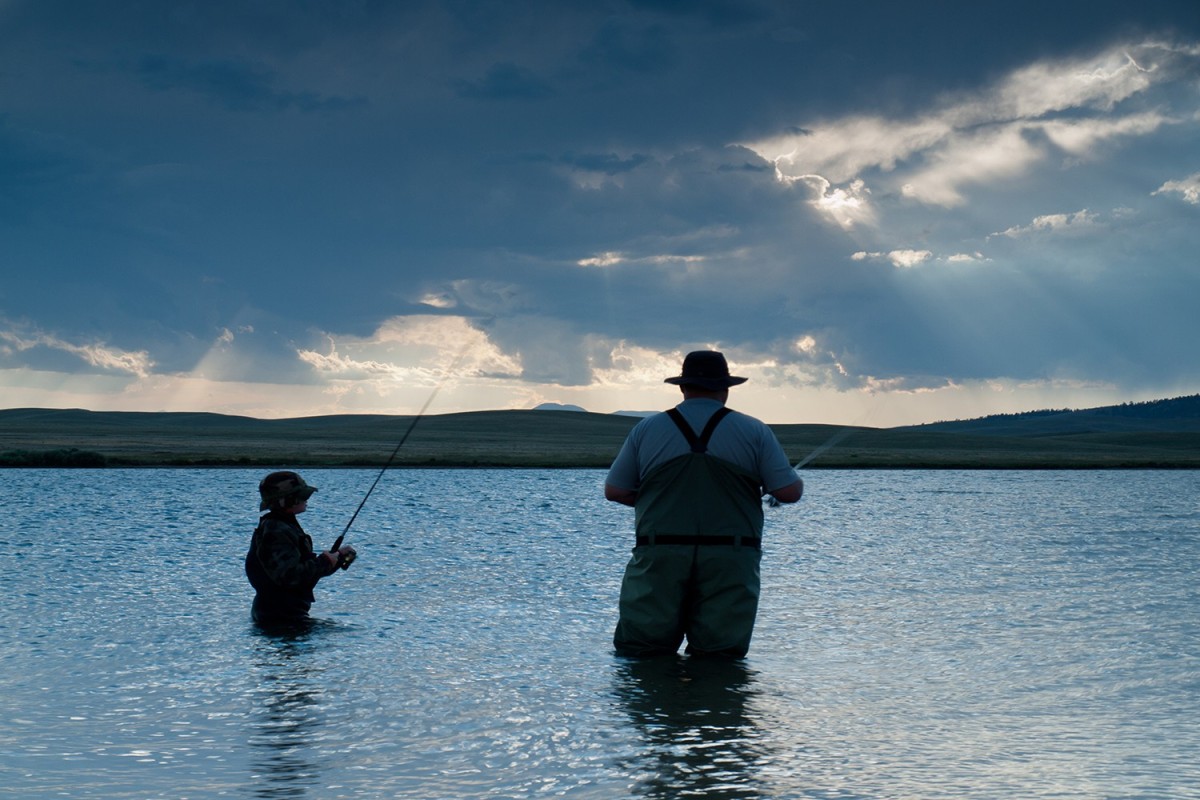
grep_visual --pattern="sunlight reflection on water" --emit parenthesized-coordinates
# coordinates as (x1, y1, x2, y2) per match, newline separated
(2, 468, 1198, 798)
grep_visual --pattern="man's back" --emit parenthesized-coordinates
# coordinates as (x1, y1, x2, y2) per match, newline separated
(604, 350, 803, 658)
(606, 397, 798, 498)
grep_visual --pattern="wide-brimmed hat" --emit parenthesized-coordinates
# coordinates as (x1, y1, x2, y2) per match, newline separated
(664, 350, 747, 390)
(259, 470, 317, 511)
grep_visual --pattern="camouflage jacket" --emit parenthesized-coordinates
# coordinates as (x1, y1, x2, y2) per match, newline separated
(245, 511, 336, 602)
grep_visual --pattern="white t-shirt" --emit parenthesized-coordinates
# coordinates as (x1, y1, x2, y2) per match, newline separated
(606, 398, 798, 494)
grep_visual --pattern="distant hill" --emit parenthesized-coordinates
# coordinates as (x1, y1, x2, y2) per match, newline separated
(532, 404, 656, 418)
(0, 407, 639, 467)
(900, 394, 1200, 436)
(2, 402, 1198, 468)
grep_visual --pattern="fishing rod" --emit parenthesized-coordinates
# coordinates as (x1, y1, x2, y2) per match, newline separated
(766, 416, 871, 507)
(792, 426, 857, 470)
(329, 349, 467, 560)
(792, 400, 881, 472)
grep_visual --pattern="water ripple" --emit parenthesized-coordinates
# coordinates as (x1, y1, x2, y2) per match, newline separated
(1, 468, 1197, 798)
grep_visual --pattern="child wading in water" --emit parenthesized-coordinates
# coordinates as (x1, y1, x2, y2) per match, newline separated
(245, 471, 357, 626)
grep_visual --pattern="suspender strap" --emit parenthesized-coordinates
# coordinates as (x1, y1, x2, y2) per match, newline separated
(665, 406, 733, 454)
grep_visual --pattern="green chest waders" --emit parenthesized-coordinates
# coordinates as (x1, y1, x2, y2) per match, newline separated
(615, 407, 766, 658)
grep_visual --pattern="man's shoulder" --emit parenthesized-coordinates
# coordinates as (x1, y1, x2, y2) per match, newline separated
(723, 407, 770, 430)
(629, 409, 673, 432)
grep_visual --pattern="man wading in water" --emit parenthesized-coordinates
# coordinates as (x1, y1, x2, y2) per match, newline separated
(245, 471, 357, 626)
(604, 351, 804, 658)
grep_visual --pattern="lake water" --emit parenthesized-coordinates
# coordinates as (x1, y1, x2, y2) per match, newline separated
(2, 468, 1198, 799)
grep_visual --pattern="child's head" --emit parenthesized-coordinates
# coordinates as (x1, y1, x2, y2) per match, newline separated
(259, 471, 317, 512)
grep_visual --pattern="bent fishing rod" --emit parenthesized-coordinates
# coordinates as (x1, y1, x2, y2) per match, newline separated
(330, 349, 467, 557)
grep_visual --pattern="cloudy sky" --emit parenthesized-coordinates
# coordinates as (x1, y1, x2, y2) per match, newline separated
(3, 1, 1199, 426)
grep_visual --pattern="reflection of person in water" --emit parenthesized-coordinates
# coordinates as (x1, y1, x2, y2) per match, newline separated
(249, 629, 325, 798)
(612, 657, 769, 799)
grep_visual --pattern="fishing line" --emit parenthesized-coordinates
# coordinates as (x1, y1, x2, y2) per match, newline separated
(330, 346, 469, 553)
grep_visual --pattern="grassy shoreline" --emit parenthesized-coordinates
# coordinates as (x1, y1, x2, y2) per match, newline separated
(2, 408, 1198, 469)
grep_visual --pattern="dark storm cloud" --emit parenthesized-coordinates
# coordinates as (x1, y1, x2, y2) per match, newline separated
(135, 55, 365, 112)
(454, 63, 556, 100)
(2, 0, 1199, 419)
